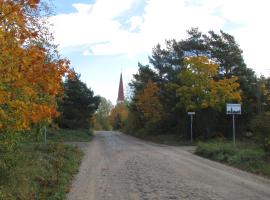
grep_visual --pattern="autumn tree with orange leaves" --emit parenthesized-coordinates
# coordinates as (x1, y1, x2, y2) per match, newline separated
(0, 0, 74, 151)
(136, 80, 164, 123)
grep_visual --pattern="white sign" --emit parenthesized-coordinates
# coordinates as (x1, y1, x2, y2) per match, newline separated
(226, 103, 241, 115)
(188, 112, 195, 115)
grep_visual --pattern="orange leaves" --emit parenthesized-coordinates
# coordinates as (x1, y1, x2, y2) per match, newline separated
(0, 0, 73, 132)
(30, 104, 59, 124)
(136, 80, 164, 122)
(27, 0, 40, 8)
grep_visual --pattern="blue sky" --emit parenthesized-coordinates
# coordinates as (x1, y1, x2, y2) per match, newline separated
(50, 0, 270, 104)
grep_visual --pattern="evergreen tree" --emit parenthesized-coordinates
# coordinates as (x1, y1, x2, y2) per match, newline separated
(57, 74, 100, 129)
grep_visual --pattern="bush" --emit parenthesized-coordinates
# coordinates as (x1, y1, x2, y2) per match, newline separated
(0, 143, 83, 199)
(250, 113, 270, 152)
(196, 141, 237, 162)
(196, 141, 270, 176)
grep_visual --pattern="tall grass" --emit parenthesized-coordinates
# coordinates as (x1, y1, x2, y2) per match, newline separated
(0, 143, 83, 200)
(47, 129, 93, 142)
(196, 140, 270, 177)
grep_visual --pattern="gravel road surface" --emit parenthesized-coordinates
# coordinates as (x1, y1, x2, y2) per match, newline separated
(67, 131, 270, 200)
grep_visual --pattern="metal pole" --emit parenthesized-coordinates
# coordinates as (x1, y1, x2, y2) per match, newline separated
(233, 114, 235, 145)
(191, 115, 193, 143)
(44, 126, 47, 145)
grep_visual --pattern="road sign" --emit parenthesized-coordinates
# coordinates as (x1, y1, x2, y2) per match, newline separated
(226, 103, 241, 145)
(226, 103, 241, 115)
(187, 112, 195, 143)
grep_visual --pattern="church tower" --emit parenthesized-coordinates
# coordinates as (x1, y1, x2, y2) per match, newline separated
(117, 73, 125, 104)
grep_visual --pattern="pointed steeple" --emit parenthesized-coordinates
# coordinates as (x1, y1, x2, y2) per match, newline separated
(117, 73, 124, 104)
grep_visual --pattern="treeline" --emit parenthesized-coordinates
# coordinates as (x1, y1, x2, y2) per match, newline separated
(116, 28, 269, 150)
(92, 97, 128, 131)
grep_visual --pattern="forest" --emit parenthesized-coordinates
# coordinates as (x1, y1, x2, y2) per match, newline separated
(104, 28, 270, 152)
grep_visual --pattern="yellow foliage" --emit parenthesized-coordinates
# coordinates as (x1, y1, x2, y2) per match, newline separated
(0, 1, 74, 132)
(109, 103, 129, 128)
(136, 80, 164, 122)
(177, 56, 241, 111)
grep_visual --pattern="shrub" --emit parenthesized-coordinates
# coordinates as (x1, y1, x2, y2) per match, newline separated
(250, 113, 270, 152)
(196, 141, 237, 162)
(196, 141, 269, 176)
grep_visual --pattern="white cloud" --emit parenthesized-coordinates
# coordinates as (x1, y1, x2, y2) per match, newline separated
(50, 0, 225, 54)
(221, 0, 270, 76)
(128, 16, 143, 31)
(50, 0, 270, 76)
(72, 3, 93, 14)
(82, 49, 92, 56)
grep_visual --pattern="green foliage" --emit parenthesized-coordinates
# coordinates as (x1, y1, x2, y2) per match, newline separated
(57, 74, 100, 129)
(250, 113, 270, 151)
(0, 131, 21, 153)
(92, 97, 113, 130)
(0, 143, 83, 200)
(114, 114, 122, 130)
(127, 28, 255, 138)
(196, 141, 270, 176)
(47, 128, 93, 142)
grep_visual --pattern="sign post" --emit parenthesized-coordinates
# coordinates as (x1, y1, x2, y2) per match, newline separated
(188, 112, 195, 143)
(226, 104, 241, 145)
(44, 126, 47, 145)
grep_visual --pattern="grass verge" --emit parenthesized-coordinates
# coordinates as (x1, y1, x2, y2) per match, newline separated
(0, 143, 83, 200)
(0, 128, 93, 200)
(47, 128, 93, 142)
(195, 140, 270, 177)
(125, 131, 194, 146)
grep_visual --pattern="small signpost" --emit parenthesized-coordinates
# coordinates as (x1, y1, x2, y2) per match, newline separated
(44, 126, 47, 145)
(226, 103, 241, 145)
(188, 112, 195, 143)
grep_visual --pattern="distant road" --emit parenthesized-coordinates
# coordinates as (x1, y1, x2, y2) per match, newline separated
(67, 131, 270, 200)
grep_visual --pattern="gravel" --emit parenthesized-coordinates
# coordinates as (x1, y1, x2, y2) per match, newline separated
(67, 131, 270, 200)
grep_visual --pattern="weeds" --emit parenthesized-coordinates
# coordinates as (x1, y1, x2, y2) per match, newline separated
(196, 140, 270, 177)
(0, 143, 83, 200)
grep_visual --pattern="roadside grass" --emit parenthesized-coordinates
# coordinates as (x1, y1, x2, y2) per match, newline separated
(47, 128, 93, 142)
(0, 128, 93, 200)
(0, 143, 83, 200)
(195, 140, 270, 177)
(125, 131, 195, 146)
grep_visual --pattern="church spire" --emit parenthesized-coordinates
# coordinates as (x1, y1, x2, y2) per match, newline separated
(117, 73, 124, 104)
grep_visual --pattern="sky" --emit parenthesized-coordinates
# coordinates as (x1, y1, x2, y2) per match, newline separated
(50, 0, 270, 104)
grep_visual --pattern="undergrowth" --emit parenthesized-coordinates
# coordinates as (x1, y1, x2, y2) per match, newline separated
(196, 140, 270, 177)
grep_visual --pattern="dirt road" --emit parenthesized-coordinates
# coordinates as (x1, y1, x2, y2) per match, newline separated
(67, 131, 270, 200)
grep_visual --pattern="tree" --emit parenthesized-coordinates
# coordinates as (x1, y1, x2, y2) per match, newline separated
(205, 30, 246, 77)
(176, 56, 241, 111)
(109, 104, 129, 130)
(250, 113, 270, 152)
(0, 0, 74, 151)
(57, 75, 100, 129)
(136, 80, 164, 123)
(128, 28, 256, 136)
(92, 97, 113, 130)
